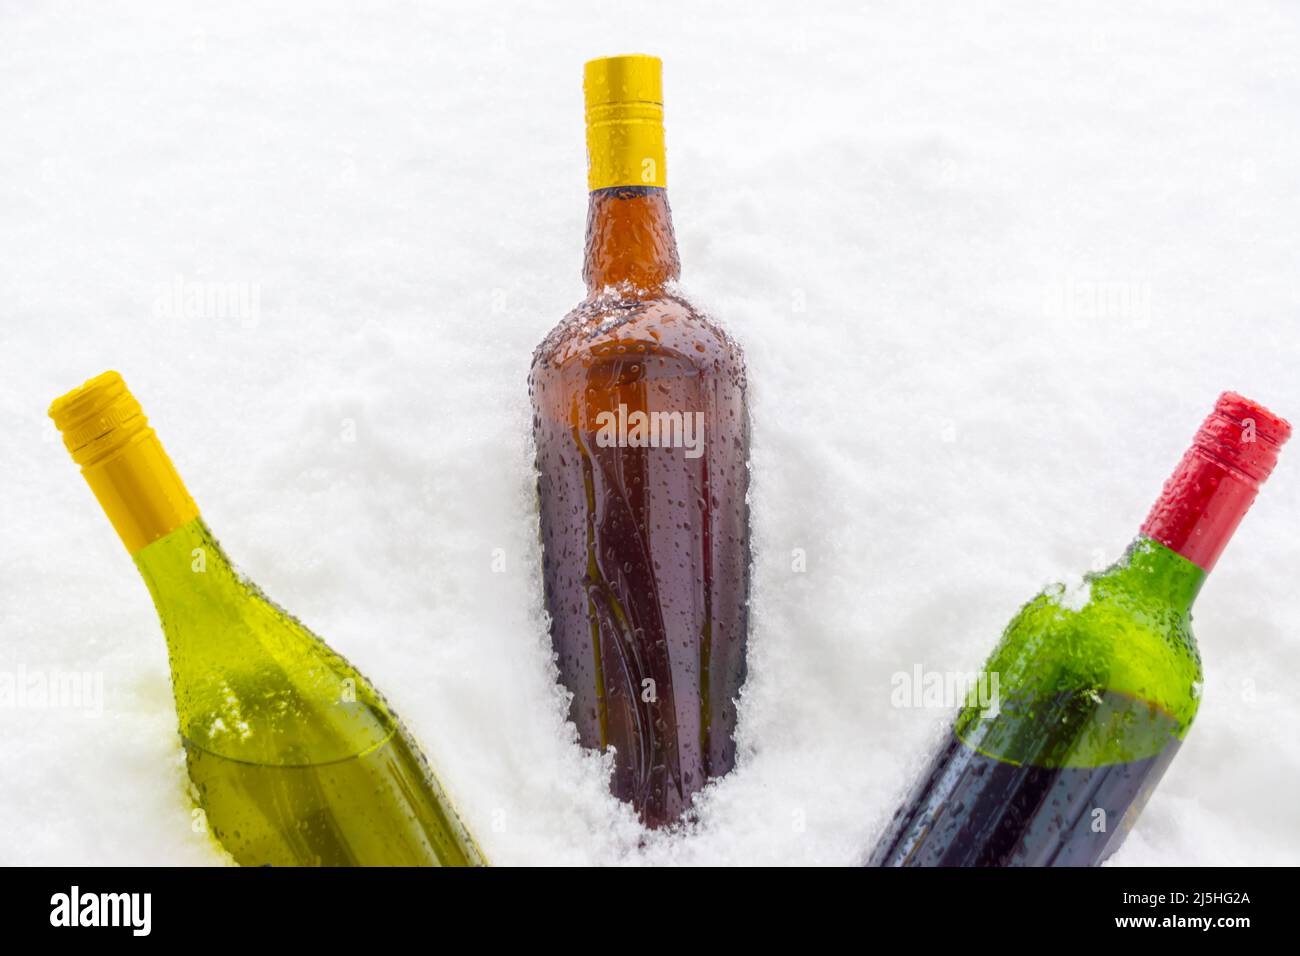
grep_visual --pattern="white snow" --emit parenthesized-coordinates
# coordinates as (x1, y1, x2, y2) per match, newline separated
(2, 0, 1298, 866)
(1053, 575, 1093, 613)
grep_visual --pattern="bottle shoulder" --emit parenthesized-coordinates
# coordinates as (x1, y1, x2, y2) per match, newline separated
(530, 287, 745, 385)
(980, 575, 1203, 734)
(137, 519, 398, 764)
(953, 573, 1205, 768)
(1011, 582, 1201, 668)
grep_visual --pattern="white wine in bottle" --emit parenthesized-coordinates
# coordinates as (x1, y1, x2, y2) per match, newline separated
(50, 371, 485, 867)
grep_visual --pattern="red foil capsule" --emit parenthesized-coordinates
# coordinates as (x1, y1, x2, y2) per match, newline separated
(1142, 392, 1292, 571)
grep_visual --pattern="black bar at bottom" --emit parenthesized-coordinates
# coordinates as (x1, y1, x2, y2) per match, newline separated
(2, 865, 1279, 940)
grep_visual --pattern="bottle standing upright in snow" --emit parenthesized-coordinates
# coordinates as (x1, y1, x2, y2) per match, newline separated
(869, 393, 1289, 866)
(50, 371, 485, 866)
(529, 55, 750, 827)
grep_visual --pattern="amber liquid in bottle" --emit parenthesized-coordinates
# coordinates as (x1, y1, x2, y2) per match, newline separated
(530, 183, 750, 827)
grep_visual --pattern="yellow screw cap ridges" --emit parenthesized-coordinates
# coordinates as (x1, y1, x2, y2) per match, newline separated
(49, 371, 198, 554)
(583, 54, 666, 191)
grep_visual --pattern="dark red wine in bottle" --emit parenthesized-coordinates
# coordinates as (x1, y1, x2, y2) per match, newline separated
(870, 393, 1290, 866)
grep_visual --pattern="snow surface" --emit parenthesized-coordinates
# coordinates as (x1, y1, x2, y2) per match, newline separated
(2, 0, 1299, 866)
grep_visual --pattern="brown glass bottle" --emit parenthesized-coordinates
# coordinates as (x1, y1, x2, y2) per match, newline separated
(529, 56, 750, 827)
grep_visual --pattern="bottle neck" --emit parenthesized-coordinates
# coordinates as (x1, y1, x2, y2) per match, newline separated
(1140, 405, 1283, 573)
(1110, 536, 1206, 614)
(134, 516, 239, 617)
(49, 372, 199, 555)
(582, 186, 681, 296)
(1140, 452, 1256, 576)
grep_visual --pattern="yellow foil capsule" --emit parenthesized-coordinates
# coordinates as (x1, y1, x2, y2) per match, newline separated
(49, 371, 198, 555)
(584, 54, 666, 191)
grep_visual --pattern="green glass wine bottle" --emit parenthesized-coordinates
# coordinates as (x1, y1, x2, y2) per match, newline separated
(50, 371, 485, 867)
(869, 392, 1290, 866)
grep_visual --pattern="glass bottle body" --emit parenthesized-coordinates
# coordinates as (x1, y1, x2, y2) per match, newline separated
(870, 538, 1203, 867)
(530, 187, 750, 826)
(137, 519, 485, 866)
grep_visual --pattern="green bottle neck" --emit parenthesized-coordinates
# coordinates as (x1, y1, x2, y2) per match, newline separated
(1101, 535, 1207, 614)
(133, 517, 241, 611)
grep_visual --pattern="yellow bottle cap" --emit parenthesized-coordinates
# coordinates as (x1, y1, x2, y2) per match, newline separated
(583, 54, 666, 191)
(49, 371, 198, 554)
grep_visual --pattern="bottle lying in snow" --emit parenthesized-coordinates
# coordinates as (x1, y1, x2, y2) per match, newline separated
(869, 393, 1290, 866)
(529, 55, 751, 827)
(50, 371, 485, 866)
